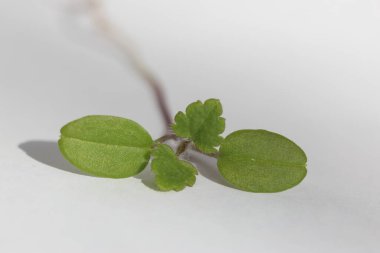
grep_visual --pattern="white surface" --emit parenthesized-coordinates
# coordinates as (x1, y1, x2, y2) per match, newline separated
(1, 0, 380, 252)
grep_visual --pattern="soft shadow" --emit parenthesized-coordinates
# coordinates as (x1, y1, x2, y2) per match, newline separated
(19, 140, 234, 190)
(187, 151, 236, 189)
(18, 140, 91, 176)
(134, 165, 161, 191)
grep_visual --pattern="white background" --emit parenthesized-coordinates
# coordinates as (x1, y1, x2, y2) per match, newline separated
(1, 0, 379, 252)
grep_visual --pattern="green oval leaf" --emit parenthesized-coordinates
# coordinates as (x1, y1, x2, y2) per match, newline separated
(59, 115, 153, 178)
(217, 130, 307, 193)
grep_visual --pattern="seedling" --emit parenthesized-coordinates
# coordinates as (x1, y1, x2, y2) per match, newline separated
(59, 98, 307, 192)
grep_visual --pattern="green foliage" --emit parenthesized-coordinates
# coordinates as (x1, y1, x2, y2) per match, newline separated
(151, 144, 198, 191)
(58, 99, 307, 193)
(59, 115, 153, 178)
(217, 130, 307, 193)
(172, 98, 225, 154)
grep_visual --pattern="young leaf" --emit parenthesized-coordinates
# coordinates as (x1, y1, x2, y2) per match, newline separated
(59, 115, 153, 178)
(151, 144, 198, 191)
(217, 130, 307, 193)
(172, 98, 225, 154)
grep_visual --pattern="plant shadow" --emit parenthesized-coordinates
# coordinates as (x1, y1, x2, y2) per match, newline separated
(133, 166, 161, 191)
(187, 151, 235, 189)
(18, 140, 92, 176)
(18, 140, 234, 190)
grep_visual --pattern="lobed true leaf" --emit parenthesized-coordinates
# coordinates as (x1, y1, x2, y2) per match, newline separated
(151, 144, 198, 191)
(172, 98, 225, 154)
